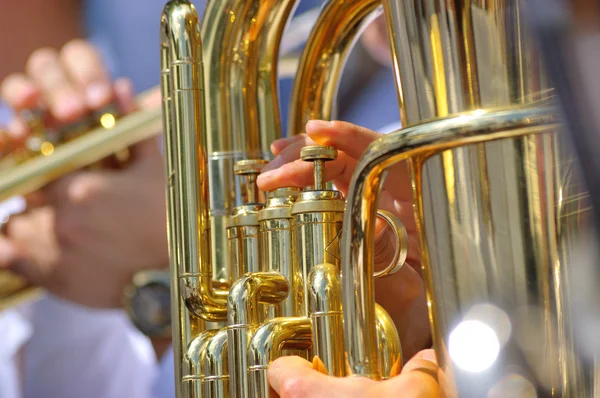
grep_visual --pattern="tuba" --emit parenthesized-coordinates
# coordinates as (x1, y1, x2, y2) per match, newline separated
(161, 0, 592, 397)
(161, 0, 405, 397)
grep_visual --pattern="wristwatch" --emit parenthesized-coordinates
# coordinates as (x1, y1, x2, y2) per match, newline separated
(123, 270, 172, 338)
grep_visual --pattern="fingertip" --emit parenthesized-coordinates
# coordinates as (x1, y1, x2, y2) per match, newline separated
(114, 77, 136, 113)
(0, 237, 18, 268)
(305, 119, 334, 134)
(256, 168, 280, 191)
(270, 135, 304, 156)
(86, 81, 113, 109)
(15, 85, 41, 110)
(402, 356, 439, 379)
(268, 356, 313, 393)
(306, 119, 333, 128)
(415, 349, 437, 364)
(7, 118, 29, 143)
(270, 139, 288, 156)
(0, 74, 40, 110)
(53, 95, 87, 123)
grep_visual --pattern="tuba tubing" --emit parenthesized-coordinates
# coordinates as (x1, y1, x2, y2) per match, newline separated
(341, 104, 559, 380)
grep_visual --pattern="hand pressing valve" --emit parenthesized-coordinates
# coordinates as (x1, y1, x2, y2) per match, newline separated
(0, 39, 167, 309)
(257, 120, 431, 360)
(268, 349, 446, 398)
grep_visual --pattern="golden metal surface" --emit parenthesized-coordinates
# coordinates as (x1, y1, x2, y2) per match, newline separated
(338, 2, 595, 396)
(226, 272, 289, 398)
(247, 317, 312, 397)
(288, 0, 382, 134)
(300, 145, 337, 191)
(160, 1, 418, 397)
(159, 0, 593, 397)
(308, 263, 346, 377)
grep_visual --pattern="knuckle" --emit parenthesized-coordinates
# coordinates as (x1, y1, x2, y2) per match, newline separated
(66, 174, 104, 204)
(1, 73, 26, 90)
(0, 74, 28, 102)
(60, 39, 97, 62)
(26, 47, 59, 74)
(67, 182, 93, 204)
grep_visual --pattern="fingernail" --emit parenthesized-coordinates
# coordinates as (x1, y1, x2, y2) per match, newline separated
(261, 156, 284, 173)
(86, 82, 112, 108)
(421, 349, 437, 364)
(256, 168, 278, 188)
(55, 96, 85, 121)
(7, 118, 28, 141)
(306, 120, 333, 131)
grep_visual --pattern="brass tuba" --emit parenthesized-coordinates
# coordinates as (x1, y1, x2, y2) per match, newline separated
(161, 0, 405, 397)
(343, 1, 596, 397)
(163, 1, 594, 398)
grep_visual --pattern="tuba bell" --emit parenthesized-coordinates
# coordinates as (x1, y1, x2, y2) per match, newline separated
(343, 1, 596, 397)
(162, 0, 596, 398)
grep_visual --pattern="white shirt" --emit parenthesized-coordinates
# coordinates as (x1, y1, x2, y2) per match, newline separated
(0, 307, 32, 398)
(0, 295, 159, 398)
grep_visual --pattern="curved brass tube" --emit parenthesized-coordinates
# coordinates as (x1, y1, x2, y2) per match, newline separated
(183, 329, 218, 397)
(247, 317, 312, 398)
(226, 272, 289, 398)
(160, 0, 227, 323)
(308, 263, 346, 377)
(201, 0, 243, 284)
(238, 0, 299, 155)
(287, 0, 382, 135)
(374, 303, 401, 379)
(203, 329, 230, 398)
(341, 104, 558, 379)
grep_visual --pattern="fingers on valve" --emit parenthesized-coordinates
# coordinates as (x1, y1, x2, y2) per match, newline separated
(60, 39, 113, 109)
(25, 46, 87, 123)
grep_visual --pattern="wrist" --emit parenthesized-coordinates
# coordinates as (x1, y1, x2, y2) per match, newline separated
(123, 270, 172, 340)
(151, 337, 172, 361)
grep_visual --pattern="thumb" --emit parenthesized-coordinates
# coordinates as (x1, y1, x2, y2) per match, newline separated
(373, 349, 443, 398)
(113, 77, 137, 114)
(401, 349, 438, 376)
(268, 356, 358, 398)
(0, 236, 19, 268)
(130, 136, 162, 164)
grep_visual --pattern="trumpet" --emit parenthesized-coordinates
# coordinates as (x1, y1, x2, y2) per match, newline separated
(162, 0, 597, 397)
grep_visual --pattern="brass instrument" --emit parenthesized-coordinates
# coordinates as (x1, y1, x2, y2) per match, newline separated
(161, 1, 407, 398)
(163, 0, 597, 397)
(341, 1, 596, 398)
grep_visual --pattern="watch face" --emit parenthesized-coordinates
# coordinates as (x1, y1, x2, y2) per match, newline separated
(129, 282, 171, 337)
